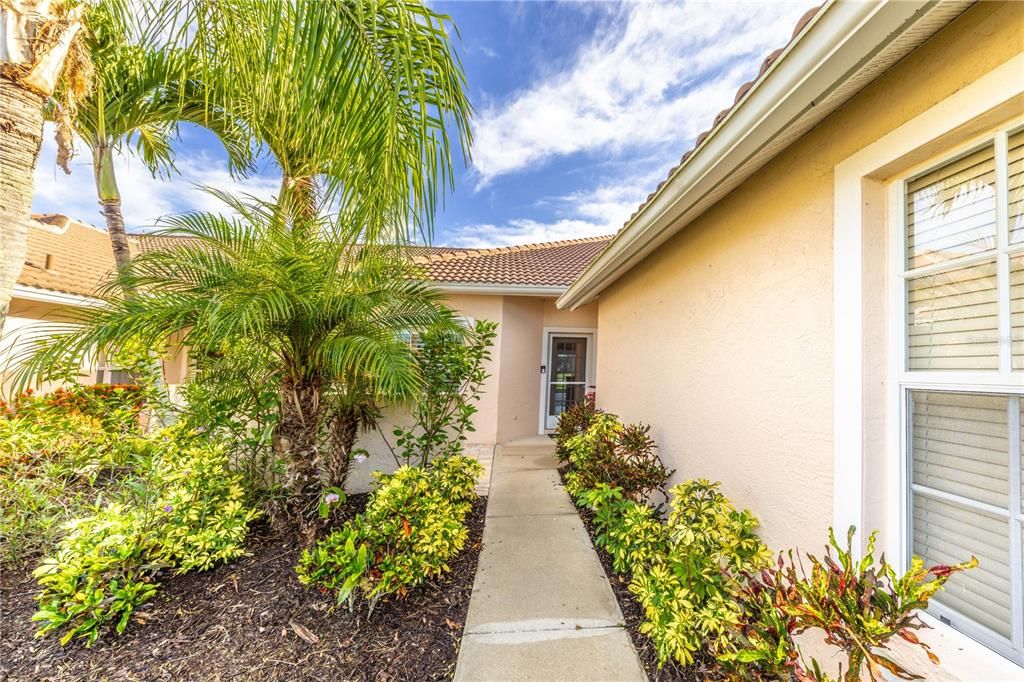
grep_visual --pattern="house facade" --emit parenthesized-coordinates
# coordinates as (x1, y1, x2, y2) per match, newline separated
(558, 0, 1024, 675)
(3, 215, 605, 487)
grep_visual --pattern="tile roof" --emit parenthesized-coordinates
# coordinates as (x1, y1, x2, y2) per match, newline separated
(622, 5, 821, 227)
(18, 215, 118, 298)
(414, 236, 612, 287)
(16, 215, 610, 299)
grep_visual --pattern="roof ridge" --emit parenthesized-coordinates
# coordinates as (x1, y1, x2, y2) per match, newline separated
(416, 234, 613, 264)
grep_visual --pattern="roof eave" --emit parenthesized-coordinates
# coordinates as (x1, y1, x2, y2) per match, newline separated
(558, 0, 972, 310)
(436, 282, 568, 297)
(13, 284, 103, 308)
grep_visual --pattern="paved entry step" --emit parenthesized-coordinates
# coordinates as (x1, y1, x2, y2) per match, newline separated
(454, 437, 646, 681)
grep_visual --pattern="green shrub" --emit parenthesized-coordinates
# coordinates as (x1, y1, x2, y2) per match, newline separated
(578, 477, 977, 680)
(553, 395, 596, 463)
(578, 484, 668, 575)
(563, 412, 671, 501)
(628, 480, 772, 668)
(297, 455, 482, 610)
(393, 320, 498, 467)
(0, 408, 140, 565)
(31, 504, 161, 645)
(31, 431, 258, 645)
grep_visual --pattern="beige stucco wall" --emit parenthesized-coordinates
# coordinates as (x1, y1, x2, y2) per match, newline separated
(496, 296, 544, 442)
(591, 1, 1024, 553)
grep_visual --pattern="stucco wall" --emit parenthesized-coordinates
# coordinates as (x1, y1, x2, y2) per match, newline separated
(592, 1, 1024, 552)
(496, 296, 544, 442)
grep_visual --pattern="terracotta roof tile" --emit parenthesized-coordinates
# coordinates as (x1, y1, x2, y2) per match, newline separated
(17, 216, 608, 297)
(622, 4, 821, 227)
(414, 236, 612, 287)
(18, 215, 117, 298)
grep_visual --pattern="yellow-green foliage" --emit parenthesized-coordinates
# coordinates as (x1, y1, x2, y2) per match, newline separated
(31, 430, 258, 645)
(0, 410, 140, 565)
(577, 484, 667, 575)
(297, 455, 482, 609)
(630, 480, 772, 668)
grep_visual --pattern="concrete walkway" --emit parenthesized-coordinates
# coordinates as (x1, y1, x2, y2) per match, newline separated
(454, 436, 647, 682)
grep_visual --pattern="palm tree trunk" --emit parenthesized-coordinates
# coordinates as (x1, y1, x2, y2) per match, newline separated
(274, 376, 324, 504)
(93, 144, 135, 289)
(325, 407, 360, 490)
(0, 80, 46, 333)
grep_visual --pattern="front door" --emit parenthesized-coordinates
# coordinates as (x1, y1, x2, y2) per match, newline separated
(544, 335, 589, 430)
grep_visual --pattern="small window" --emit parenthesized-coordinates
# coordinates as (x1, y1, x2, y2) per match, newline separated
(95, 351, 133, 385)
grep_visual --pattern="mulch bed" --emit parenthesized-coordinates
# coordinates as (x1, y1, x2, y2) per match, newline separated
(557, 468, 721, 682)
(0, 494, 487, 682)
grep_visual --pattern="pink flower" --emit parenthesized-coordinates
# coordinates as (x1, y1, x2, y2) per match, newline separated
(354, 453, 367, 464)
(324, 493, 340, 504)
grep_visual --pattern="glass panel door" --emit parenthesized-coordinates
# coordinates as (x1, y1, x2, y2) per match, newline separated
(545, 336, 588, 430)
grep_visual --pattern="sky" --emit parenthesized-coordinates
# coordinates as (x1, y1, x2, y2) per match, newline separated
(32, 1, 810, 248)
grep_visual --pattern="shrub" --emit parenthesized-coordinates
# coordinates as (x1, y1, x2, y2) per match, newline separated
(297, 455, 482, 611)
(0, 408, 140, 565)
(553, 395, 596, 463)
(577, 483, 668, 575)
(42, 384, 145, 430)
(31, 431, 258, 645)
(393, 320, 498, 467)
(629, 479, 773, 668)
(578, 477, 978, 680)
(563, 412, 671, 501)
(727, 527, 979, 682)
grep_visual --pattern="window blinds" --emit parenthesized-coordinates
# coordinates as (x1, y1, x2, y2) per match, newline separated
(911, 391, 1014, 640)
(905, 145, 1000, 371)
(907, 145, 996, 269)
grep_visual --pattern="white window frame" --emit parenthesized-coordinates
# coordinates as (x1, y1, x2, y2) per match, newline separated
(832, 53, 1024, 673)
(891, 125, 1023, 661)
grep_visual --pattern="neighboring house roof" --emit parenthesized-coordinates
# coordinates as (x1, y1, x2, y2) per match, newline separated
(15, 214, 610, 303)
(18, 214, 118, 300)
(559, 0, 975, 309)
(415, 236, 612, 289)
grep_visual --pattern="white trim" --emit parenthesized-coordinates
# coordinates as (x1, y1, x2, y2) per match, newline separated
(437, 283, 567, 297)
(12, 284, 101, 308)
(538, 326, 598, 435)
(558, 0, 975, 310)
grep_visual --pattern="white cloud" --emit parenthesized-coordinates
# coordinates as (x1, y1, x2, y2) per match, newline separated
(449, 168, 664, 247)
(470, 1, 809, 186)
(32, 124, 280, 232)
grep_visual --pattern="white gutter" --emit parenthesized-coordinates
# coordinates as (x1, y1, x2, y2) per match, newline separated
(436, 282, 567, 297)
(558, 0, 972, 310)
(12, 284, 101, 308)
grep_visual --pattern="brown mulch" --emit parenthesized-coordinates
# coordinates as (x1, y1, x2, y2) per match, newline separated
(556, 468, 720, 682)
(0, 495, 487, 682)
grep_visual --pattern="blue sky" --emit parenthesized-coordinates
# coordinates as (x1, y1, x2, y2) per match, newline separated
(32, 1, 809, 247)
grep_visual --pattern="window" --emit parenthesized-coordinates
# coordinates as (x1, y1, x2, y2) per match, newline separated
(898, 125, 1024, 664)
(95, 351, 133, 385)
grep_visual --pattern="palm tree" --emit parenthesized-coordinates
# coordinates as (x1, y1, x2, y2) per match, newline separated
(193, 0, 472, 238)
(17, 192, 457, 508)
(0, 0, 91, 331)
(55, 38, 253, 285)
